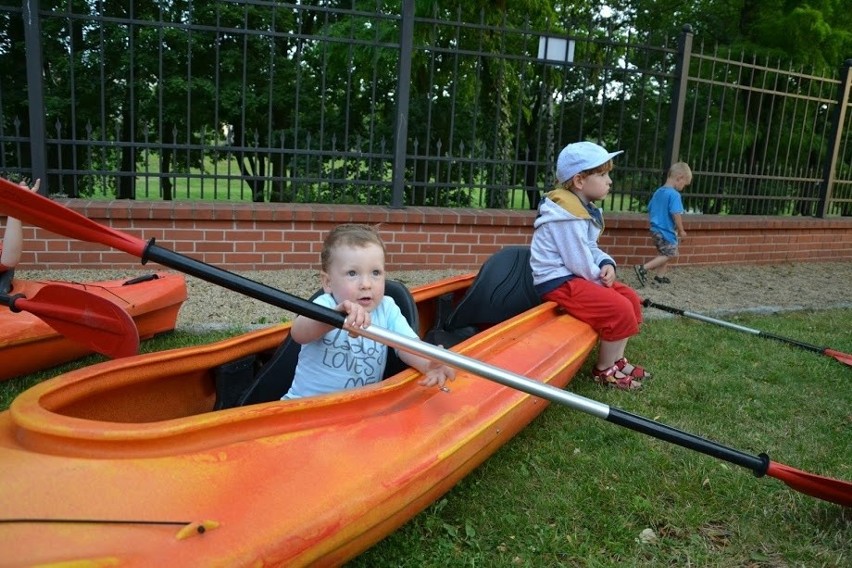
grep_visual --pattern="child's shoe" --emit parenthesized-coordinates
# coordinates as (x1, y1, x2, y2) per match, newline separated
(592, 364, 642, 390)
(634, 265, 648, 287)
(653, 275, 671, 284)
(614, 357, 652, 380)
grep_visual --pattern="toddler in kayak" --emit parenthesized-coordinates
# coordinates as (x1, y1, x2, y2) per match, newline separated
(282, 224, 454, 399)
(530, 142, 650, 390)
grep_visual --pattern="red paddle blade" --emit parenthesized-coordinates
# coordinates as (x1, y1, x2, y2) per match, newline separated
(824, 348, 852, 367)
(0, 178, 147, 258)
(15, 285, 140, 359)
(767, 461, 852, 507)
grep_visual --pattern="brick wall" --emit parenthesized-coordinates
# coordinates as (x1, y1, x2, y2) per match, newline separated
(16, 200, 852, 272)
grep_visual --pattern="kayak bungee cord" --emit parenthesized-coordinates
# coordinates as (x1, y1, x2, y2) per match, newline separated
(1, 518, 190, 526)
(0, 518, 218, 538)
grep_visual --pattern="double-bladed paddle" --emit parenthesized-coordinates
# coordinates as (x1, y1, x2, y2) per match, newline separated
(643, 298, 852, 367)
(0, 178, 848, 508)
(1, 284, 139, 359)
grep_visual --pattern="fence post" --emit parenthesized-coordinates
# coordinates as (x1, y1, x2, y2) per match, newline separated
(817, 59, 852, 218)
(390, 0, 415, 208)
(23, 0, 48, 192)
(663, 24, 693, 170)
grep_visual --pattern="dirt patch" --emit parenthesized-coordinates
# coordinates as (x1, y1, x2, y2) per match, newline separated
(17, 260, 852, 331)
(633, 261, 852, 317)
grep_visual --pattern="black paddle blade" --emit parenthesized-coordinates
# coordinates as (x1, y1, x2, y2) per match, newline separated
(11, 285, 140, 359)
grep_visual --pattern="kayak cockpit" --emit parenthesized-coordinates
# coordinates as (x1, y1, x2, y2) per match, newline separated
(7, 301, 594, 459)
(5, 274, 474, 456)
(4, 248, 592, 460)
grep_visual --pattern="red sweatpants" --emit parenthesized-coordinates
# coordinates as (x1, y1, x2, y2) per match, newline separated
(542, 279, 642, 341)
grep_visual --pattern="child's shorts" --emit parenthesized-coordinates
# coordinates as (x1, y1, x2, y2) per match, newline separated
(542, 278, 642, 341)
(651, 231, 679, 257)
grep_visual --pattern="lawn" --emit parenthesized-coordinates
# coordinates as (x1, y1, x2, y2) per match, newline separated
(1, 308, 850, 566)
(75, 153, 543, 209)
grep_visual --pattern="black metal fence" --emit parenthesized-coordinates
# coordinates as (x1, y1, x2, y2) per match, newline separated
(1, 0, 850, 216)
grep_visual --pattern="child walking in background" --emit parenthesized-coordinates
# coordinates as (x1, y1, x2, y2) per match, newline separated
(282, 223, 455, 399)
(634, 162, 692, 286)
(0, 177, 40, 293)
(530, 142, 649, 391)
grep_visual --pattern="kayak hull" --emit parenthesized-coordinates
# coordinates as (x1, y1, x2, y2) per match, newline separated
(0, 274, 597, 566)
(0, 273, 187, 380)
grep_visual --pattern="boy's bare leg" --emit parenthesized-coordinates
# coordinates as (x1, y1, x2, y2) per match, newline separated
(596, 338, 628, 370)
(642, 255, 669, 274)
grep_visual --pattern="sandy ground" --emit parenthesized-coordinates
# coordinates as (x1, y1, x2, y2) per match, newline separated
(17, 260, 852, 332)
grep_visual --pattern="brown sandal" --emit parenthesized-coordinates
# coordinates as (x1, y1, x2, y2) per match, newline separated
(592, 364, 642, 390)
(615, 357, 652, 380)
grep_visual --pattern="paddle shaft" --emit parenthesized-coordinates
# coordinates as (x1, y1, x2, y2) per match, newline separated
(363, 324, 771, 474)
(0, 293, 24, 311)
(144, 242, 770, 476)
(143, 243, 340, 327)
(643, 299, 830, 354)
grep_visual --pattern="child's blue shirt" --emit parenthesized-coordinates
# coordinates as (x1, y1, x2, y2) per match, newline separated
(648, 186, 684, 244)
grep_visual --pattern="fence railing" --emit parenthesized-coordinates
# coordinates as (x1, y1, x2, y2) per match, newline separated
(0, 0, 850, 216)
(677, 38, 852, 217)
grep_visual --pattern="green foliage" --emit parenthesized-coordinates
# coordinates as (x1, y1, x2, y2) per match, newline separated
(627, 0, 852, 72)
(1, 1, 849, 211)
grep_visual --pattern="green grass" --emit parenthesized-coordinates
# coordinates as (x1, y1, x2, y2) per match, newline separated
(77, 152, 540, 209)
(2, 309, 850, 566)
(133, 153, 254, 201)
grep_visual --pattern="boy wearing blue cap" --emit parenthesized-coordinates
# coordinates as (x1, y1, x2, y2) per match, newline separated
(530, 142, 649, 390)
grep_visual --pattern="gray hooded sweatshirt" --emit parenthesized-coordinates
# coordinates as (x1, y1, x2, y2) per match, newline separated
(530, 188, 616, 296)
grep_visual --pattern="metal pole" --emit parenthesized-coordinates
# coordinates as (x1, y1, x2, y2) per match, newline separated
(22, 0, 48, 193)
(817, 59, 852, 218)
(663, 24, 693, 171)
(390, 0, 414, 208)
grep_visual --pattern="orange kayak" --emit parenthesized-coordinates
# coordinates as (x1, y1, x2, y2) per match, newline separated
(0, 269, 597, 566)
(0, 272, 187, 380)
